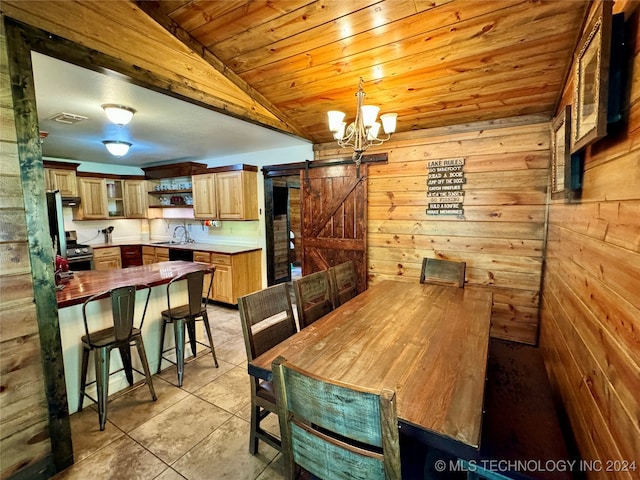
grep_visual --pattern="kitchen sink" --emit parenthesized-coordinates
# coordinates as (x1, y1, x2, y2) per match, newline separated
(151, 240, 183, 245)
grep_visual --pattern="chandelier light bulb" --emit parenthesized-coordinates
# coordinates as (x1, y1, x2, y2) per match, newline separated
(380, 113, 398, 134)
(103, 140, 132, 157)
(102, 104, 136, 125)
(360, 105, 380, 128)
(328, 111, 346, 133)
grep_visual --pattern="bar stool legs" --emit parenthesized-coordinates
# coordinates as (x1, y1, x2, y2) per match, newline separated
(158, 315, 219, 387)
(78, 337, 156, 431)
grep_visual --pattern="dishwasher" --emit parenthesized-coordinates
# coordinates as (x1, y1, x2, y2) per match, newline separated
(169, 248, 194, 262)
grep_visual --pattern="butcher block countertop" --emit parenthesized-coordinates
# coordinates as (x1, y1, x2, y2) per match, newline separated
(56, 261, 212, 308)
(91, 241, 260, 255)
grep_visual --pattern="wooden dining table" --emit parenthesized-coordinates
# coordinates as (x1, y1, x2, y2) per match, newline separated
(249, 279, 493, 459)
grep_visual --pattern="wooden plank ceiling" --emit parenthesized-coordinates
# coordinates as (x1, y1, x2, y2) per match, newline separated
(137, 0, 590, 144)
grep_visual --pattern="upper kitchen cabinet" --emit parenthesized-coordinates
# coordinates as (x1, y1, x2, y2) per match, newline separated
(74, 175, 148, 220)
(192, 173, 217, 218)
(192, 165, 258, 220)
(73, 177, 108, 220)
(123, 180, 148, 218)
(216, 169, 258, 220)
(43, 160, 79, 197)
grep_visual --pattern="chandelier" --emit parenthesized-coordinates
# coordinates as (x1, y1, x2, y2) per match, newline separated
(327, 78, 397, 172)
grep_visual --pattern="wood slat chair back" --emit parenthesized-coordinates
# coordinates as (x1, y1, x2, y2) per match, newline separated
(273, 356, 401, 480)
(293, 270, 334, 329)
(238, 283, 297, 454)
(328, 260, 358, 307)
(420, 258, 466, 288)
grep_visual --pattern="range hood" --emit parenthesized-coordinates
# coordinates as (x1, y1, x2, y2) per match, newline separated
(61, 196, 81, 207)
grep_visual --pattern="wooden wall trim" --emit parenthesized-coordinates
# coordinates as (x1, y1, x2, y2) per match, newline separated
(4, 17, 73, 474)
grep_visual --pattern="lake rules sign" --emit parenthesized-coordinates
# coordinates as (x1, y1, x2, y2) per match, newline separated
(426, 158, 465, 216)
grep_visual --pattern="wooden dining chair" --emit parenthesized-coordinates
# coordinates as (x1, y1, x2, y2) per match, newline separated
(79, 284, 156, 430)
(238, 283, 297, 454)
(272, 355, 401, 480)
(293, 270, 334, 329)
(328, 260, 358, 307)
(420, 258, 466, 288)
(158, 269, 218, 387)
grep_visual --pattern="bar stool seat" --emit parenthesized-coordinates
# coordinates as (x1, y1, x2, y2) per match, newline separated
(158, 269, 218, 387)
(79, 284, 156, 431)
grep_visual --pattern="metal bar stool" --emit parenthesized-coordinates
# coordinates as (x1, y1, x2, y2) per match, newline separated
(158, 269, 218, 387)
(78, 284, 156, 431)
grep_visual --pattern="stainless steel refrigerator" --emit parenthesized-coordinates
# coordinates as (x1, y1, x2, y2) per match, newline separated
(46, 190, 67, 258)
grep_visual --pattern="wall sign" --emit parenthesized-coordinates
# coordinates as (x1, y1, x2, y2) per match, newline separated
(426, 158, 465, 216)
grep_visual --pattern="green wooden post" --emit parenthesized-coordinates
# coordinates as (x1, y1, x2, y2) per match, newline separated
(4, 17, 73, 474)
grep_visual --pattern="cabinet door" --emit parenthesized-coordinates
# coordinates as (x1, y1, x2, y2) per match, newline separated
(94, 255, 121, 270)
(46, 169, 78, 196)
(216, 171, 258, 220)
(194, 252, 213, 297)
(192, 174, 217, 218)
(75, 177, 108, 219)
(216, 171, 243, 220)
(123, 180, 148, 218)
(211, 264, 233, 303)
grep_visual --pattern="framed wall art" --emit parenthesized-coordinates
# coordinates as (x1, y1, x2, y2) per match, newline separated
(571, 0, 613, 153)
(551, 105, 571, 199)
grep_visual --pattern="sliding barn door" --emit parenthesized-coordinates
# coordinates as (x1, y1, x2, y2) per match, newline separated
(300, 163, 368, 293)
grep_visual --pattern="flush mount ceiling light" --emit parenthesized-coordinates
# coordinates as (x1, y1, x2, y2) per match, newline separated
(101, 104, 136, 125)
(103, 140, 131, 157)
(328, 77, 397, 175)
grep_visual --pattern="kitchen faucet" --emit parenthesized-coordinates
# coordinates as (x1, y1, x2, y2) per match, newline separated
(173, 225, 194, 243)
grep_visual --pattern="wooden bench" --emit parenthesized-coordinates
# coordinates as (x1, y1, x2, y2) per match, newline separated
(469, 338, 577, 480)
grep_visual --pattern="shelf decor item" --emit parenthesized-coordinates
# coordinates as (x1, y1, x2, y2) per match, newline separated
(571, 0, 613, 153)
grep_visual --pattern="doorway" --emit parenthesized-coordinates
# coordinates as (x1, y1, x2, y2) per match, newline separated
(264, 174, 301, 285)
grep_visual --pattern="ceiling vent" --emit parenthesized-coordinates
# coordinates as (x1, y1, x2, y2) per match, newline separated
(49, 112, 88, 125)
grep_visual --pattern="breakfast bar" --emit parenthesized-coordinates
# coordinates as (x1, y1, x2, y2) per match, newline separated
(56, 261, 213, 413)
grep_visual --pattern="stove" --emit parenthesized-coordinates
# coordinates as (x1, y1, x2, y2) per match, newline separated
(65, 231, 94, 269)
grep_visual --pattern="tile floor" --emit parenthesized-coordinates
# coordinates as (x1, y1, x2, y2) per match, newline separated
(54, 303, 285, 480)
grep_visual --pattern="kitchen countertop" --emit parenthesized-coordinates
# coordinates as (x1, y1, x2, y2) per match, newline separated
(91, 241, 261, 255)
(56, 260, 213, 308)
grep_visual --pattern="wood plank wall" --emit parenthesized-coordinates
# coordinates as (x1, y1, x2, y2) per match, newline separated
(0, 22, 51, 478)
(539, 2, 640, 477)
(315, 115, 549, 345)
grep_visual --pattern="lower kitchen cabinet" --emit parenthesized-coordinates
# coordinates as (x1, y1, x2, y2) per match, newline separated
(121, 245, 143, 268)
(194, 249, 261, 305)
(142, 246, 156, 265)
(94, 246, 121, 270)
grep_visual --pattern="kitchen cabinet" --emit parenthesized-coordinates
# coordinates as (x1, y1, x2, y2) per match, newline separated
(192, 169, 258, 220)
(121, 245, 143, 268)
(193, 251, 214, 298)
(123, 180, 148, 218)
(142, 246, 156, 265)
(192, 174, 217, 218)
(105, 179, 124, 218)
(73, 177, 108, 220)
(94, 246, 121, 270)
(155, 247, 170, 262)
(194, 249, 261, 305)
(45, 168, 78, 196)
(216, 170, 258, 220)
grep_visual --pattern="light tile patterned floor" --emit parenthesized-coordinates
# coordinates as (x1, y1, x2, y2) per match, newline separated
(53, 303, 283, 480)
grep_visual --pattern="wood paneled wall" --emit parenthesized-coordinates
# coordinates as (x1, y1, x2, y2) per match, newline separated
(539, 2, 640, 477)
(0, 22, 51, 479)
(315, 116, 549, 345)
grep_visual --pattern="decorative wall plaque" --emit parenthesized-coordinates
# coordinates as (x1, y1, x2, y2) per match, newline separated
(426, 158, 465, 216)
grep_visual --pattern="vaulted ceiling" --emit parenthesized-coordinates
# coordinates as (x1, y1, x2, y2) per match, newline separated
(137, 0, 590, 144)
